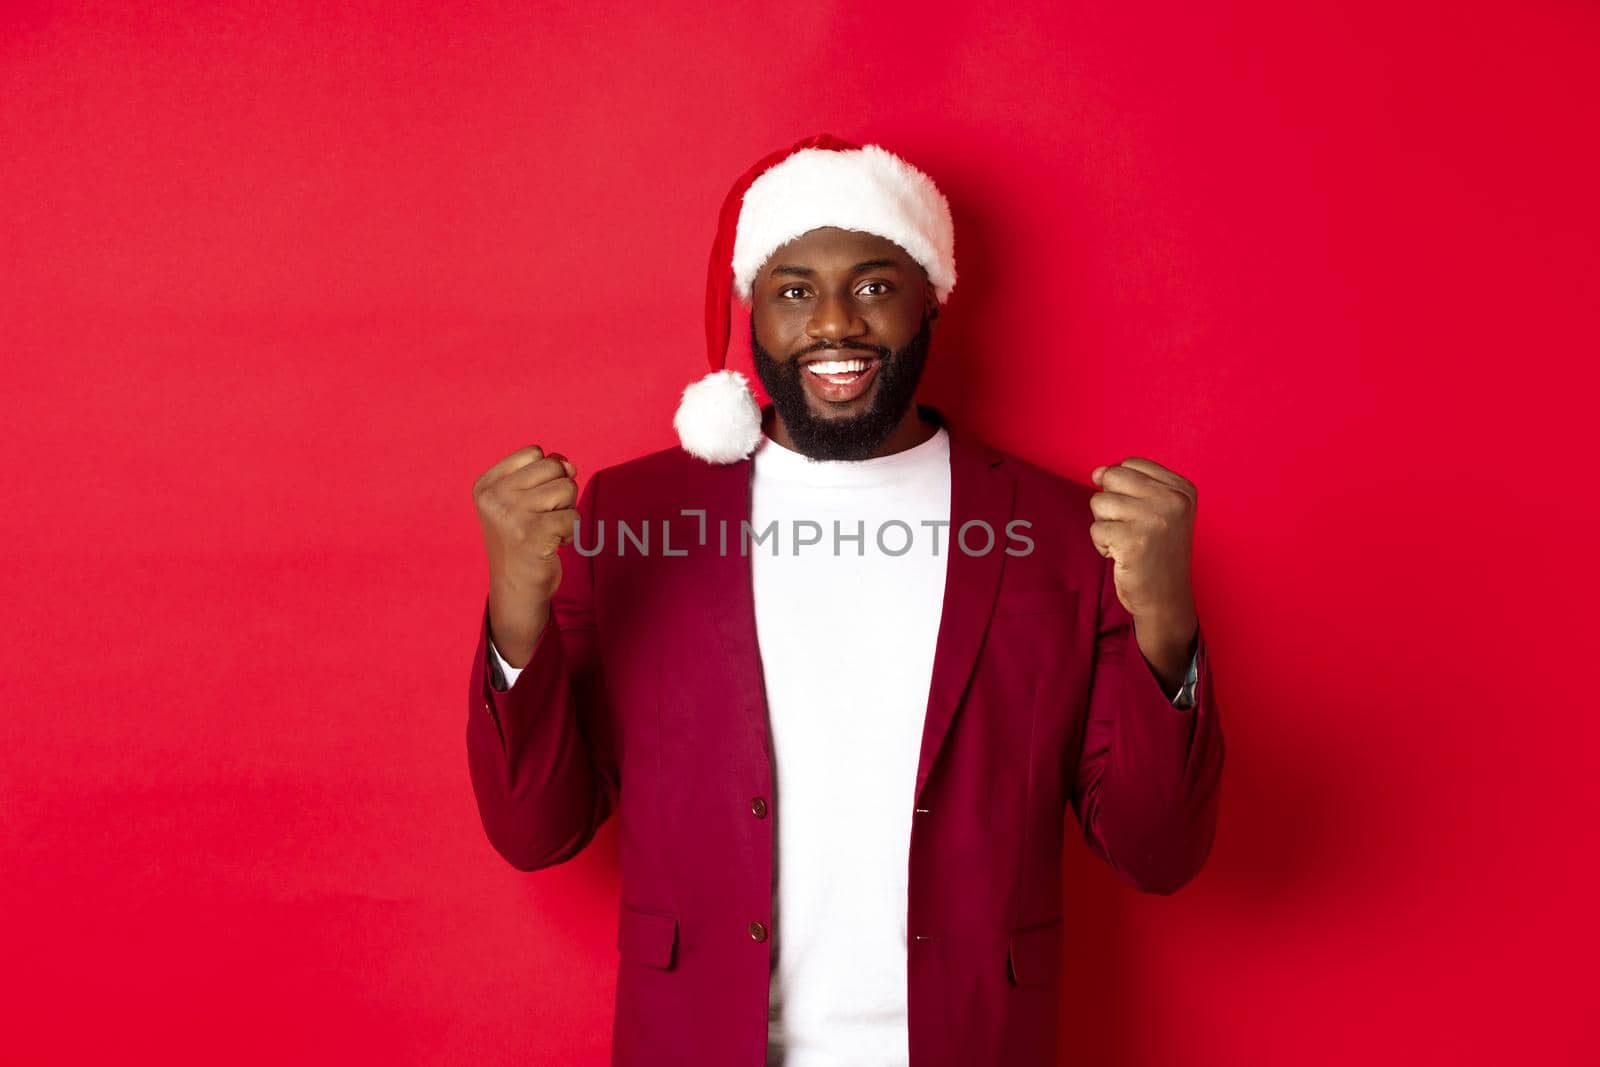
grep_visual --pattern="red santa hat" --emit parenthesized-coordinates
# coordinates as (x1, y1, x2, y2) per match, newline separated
(674, 133, 957, 464)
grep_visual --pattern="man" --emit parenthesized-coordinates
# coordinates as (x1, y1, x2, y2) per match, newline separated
(467, 134, 1224, 1066)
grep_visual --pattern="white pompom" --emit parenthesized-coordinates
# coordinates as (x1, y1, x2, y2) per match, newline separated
(673, 369, 763, 464)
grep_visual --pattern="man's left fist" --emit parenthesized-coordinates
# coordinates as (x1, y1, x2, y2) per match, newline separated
(1088, 456, 1198, 626)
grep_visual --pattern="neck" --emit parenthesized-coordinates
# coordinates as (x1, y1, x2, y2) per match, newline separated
(764, 402, 938, 459)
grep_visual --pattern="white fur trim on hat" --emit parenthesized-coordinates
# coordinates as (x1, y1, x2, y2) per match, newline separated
(673, 368, 763, 464)
(730, 144, 956, 304)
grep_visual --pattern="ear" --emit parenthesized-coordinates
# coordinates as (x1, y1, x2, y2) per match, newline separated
(924, 287, 940, 321)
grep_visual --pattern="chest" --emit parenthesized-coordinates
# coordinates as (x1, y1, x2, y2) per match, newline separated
(749, 475, 949, 683)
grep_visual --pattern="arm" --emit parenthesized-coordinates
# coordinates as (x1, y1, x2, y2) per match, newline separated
(1069, 553, 1225, 894)
(466, 470, 618, 871)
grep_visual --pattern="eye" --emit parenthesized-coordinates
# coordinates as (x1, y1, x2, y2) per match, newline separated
(778, 285, 810, 300)
(857, 281, 893, 297)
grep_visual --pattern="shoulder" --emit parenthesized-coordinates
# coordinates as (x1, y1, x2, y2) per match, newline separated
(967, 437, 1106, 578)
(1000, 448, 1095, 508)
(589, 444, 689, 491)
(963, 435, 1096, 517)
(579, 444, 704, 519)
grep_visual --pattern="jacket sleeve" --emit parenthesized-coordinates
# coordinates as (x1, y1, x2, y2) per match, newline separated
(466, 470, 619, 872)
(1070, 554, 1225, 894)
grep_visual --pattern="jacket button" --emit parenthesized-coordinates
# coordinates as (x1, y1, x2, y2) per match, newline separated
(748, 921, 768, 942)
(750, 796, 768, 819)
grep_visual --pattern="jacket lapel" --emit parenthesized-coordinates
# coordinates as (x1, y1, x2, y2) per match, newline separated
(679, 449, 775, 781)
(915, 410, 1013, 801)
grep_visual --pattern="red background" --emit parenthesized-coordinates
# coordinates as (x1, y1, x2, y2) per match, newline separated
(4, 2, 1596, 1063)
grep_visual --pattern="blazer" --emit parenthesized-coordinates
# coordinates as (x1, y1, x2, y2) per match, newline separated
(466, 405, 1225, 1066)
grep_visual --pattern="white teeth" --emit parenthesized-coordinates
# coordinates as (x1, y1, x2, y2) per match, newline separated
(807, 359, 869, 375)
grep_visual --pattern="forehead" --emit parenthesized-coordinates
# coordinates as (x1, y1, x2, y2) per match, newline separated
(765, 225, 917, 269)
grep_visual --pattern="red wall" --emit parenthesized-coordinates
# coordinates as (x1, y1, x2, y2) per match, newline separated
(4, 2, 1596, 1062)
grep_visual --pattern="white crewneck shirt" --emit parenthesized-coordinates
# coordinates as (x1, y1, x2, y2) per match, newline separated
(748, 426, 950, 1067)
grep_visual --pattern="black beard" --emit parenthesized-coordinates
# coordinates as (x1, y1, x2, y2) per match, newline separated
(750, 311, 935, 462)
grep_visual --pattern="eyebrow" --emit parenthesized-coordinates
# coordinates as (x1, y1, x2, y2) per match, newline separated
(767, 258, 903, 278)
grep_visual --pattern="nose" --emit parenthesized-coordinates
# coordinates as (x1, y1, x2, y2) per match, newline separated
(805, 291, 867, 346)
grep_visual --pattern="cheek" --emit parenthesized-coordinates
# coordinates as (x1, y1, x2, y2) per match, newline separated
(872, 310, 923, 348)
(753, 306, 804, 350)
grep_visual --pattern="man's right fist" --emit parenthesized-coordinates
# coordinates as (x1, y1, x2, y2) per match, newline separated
(473, 445, 579, 667)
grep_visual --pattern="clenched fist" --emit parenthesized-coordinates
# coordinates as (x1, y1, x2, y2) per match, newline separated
(473, 445, 580, 668)
(1089, 456, 1200, 692)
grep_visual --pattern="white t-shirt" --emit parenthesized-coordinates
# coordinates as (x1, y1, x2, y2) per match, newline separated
(748, 426, 950, 1067)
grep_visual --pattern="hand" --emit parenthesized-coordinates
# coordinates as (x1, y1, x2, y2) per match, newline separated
(1089, 457, 1199, 689)
(473, 445, 579, 667)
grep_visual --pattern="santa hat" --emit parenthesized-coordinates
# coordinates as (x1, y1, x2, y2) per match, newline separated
(673, 133, 957, 464)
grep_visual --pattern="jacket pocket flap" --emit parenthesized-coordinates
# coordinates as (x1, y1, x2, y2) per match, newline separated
(618, 904, 678, 969)
(994, 588, 1078, 617)
(1007, 919, 1062, 986)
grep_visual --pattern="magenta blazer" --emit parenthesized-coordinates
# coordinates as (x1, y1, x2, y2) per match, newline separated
(466, 407, 1225, 1065)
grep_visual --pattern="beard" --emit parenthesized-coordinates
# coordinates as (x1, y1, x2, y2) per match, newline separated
(749, 310, 935, 462)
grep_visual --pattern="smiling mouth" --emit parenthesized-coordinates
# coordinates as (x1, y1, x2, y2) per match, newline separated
(799, 351, 882, 403)
(804, 355, 876, 384)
